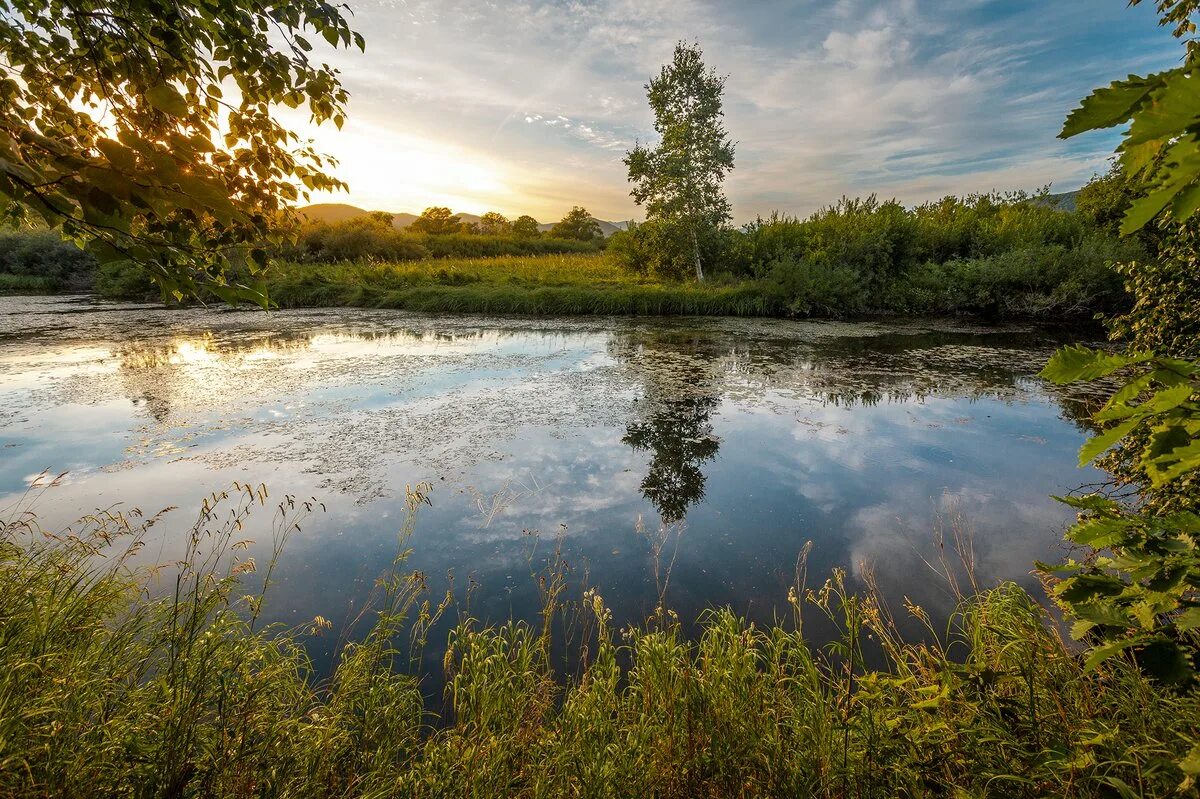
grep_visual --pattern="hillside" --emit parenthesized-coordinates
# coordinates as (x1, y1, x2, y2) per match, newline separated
(299, 204, 626, 237)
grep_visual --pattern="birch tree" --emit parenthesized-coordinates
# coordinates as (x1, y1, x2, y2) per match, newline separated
(624, 41, 735, 281)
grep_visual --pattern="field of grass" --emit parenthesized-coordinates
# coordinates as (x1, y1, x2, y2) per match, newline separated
(3, 483, 1197, 798)
(0, 273, 58, 293)
(264, 253, 789, 316)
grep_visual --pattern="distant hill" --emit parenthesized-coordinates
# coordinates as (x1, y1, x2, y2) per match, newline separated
(299, 204, 626, 237)
(537, 218, 627, 237)
(1037, 190, 1079, 212)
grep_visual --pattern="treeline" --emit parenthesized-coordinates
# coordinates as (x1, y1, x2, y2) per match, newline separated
(0, 178, 1149, 322)
(0, 230, 97, 294)
(285, 206, 605, 264)
(610, 180, 1144, 318)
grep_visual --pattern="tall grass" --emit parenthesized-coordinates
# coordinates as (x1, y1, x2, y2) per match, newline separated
(264, 254, 788, 317)
(3, 482, 1197, 797)
(260, 250, 1120, 320)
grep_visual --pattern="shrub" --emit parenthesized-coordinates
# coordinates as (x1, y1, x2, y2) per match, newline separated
(608, 219, 732, 281)
(0, 229, 97, 291)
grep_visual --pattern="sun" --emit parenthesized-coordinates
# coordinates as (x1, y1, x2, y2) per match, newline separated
(285, 112, 516, 216)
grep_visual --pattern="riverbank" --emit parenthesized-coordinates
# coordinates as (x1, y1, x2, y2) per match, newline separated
(3, 489, 1197, 798)
(256, 250, 1126, 320)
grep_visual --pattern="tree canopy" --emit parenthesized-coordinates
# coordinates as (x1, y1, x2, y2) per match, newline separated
(0, 0, 363, 304)
(511, 214, 540, 238)
(478, 211, 511, 236)
(408, 206, 462, 235)
(549, 207, 602, 241)
(624, 41, 735, 281)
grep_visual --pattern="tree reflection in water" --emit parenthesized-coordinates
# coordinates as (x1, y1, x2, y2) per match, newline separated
(623, 394, 720, 523)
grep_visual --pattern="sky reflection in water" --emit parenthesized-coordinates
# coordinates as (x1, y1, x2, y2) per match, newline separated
(0, 296, 1109, 677)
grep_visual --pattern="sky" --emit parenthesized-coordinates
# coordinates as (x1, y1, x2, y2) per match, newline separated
(294, 0, 1182, 224)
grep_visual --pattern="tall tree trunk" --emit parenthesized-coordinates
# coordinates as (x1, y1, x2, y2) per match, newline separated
(691, 225, 704, 282)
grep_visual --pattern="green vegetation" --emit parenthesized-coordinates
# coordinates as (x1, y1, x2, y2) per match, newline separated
(4, 482, 1199, 799)
(1027, 0, 1200, 694)
(233, 184, 1138, 320)
(0, 230, 96, 293)
(625, 41, 736, 281)
(611, 189, 1141, 318)
(0, 0, 360, 303)
(261, 254, 782, 316)
(287, 213, 603, 264)
(11, 184, 1139, 319)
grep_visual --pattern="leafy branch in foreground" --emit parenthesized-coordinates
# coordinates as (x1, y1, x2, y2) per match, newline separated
(1059, 0, 1200, 234)
(0, 0, 363, 304)
(1039, 346, 1200, 685)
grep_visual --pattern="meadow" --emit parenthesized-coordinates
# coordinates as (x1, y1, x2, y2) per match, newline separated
(3, 483, 1197, 799)
(262, 254, 786, 316)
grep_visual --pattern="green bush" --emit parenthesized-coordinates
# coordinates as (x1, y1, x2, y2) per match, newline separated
(95, 261, 159, 300)
(608, 219, 743, 281)
(762, 257, 868, 315)
(0, 229, 97, 291)
(3, 488, 1198, 798)
(288, 217, 601, 264)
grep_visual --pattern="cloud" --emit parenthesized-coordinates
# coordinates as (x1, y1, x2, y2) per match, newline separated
(301, 0, 1179, 221)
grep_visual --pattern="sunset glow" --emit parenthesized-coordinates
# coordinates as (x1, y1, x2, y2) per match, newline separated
(282, 0, 1178, 223)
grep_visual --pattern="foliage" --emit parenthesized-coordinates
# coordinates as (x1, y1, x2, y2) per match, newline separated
(548, 206, 603, 242)
(612, 190, 1138, 319)
(282, 217, 597, 266)
(1090, 216, 1200, 517)
(512, 215, 541, 238)
(1039, 347, 1200, 685)
(0, 0, 360, 304)
(409, 207, 464, 235)
(625, 41, 735, 280)
(479, 212, 512, 236)
(292, 215, 431, 263)
(3, 493, 1199, 798)
(1109, 217, 1200, 362)
(1030, 0, 1200, 697)
(1059, 0, 1200, 234)
(608, 218, 737, 281)
(0, 228, 98, 291)
(1076, 164, 1150, 242)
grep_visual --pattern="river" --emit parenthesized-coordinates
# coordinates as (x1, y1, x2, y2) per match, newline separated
(0, 295, 1107, 678)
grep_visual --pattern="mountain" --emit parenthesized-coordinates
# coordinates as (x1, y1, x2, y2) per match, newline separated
(537, 218, 628, 237)
(1037, 190, 1079, 212)
(299, 204, 626, 237)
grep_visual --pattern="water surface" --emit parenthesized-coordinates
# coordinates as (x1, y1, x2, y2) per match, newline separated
(0, 296, 1106, 675)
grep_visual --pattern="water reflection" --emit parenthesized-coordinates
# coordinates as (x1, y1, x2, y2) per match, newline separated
(0, 297, 1111, 683)
(624, 395, 720, 523)
(612, 331, 726, 524)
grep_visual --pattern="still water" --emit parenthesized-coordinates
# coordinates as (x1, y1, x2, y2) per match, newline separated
(1, 296, 1106, 675)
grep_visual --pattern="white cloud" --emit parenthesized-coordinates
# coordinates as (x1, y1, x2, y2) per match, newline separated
(297, 0, 1179, 221)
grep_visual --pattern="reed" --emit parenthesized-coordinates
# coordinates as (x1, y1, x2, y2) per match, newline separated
(2, 482, 1196, 798)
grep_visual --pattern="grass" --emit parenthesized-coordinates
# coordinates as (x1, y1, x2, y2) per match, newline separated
(3, 480, 1198, 798)
(263, 253, 787, 317)
(0, 273, 58, 293)
(256, 250, 1124, 320)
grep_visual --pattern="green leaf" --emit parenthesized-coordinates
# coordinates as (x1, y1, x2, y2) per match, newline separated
(1122, 186, 1177, 234)
(1060, 75, 1157, 138)
(1079, 417, 1142, 466)
(1039, 346, 1149, 384)
(1125, 69, 1200, 146)
(1147, 438, 1200, 486)
(1070, 515, 1137, 548)
(1083, 637, 1142, 671)
(1134, 638, 1193, 685)
(146, 83, 188, 117)
(1179, 743, 1200, 777)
